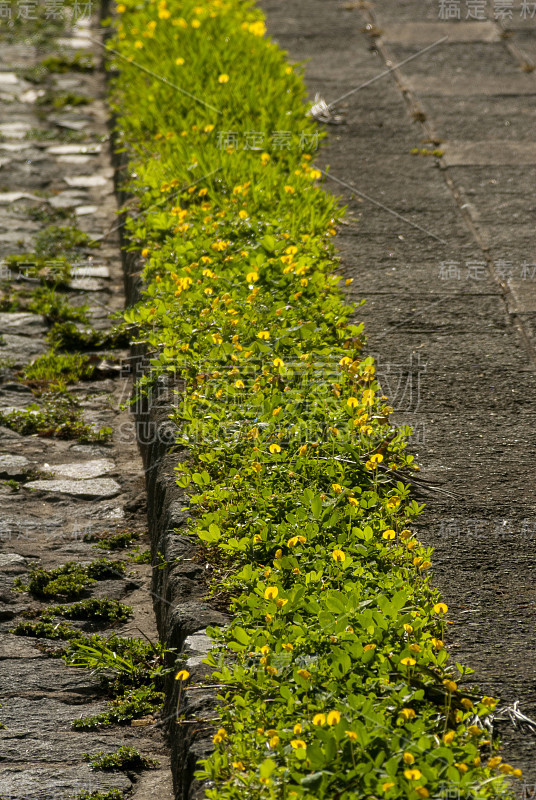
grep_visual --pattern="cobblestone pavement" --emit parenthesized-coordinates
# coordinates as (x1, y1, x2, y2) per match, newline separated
(0, 11, 173, 800)
(262, 0, 536, 786)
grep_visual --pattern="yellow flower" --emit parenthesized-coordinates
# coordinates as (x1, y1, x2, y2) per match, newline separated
(175, 57, 185, 65)
(257, 330, 270, 340)
(269, 735, 279, 748)
(403, 624, 413, 634)
(191, 18, 200, 27)
(273, 357, 284, 367)
(332, 549, 345, 563)
(248, 20, 266, 36)
(141, 248, 149, 257)
(348, 497, 359, 507)
(455, 763, 469, 774)
(269, 444, 281, 454)
(467, 725, 481, 736)
(274, 549, 282, 559)
(282, 642, 294, 652)
(232, 761, 245, 770)
(327, 710, 341, 725)
(253, 534, 262, 544)
(399, 708, 416, 721)
(261, 153, 270, 165)
(211, 239, 229, 251)
(488, 756, 502, 769)
(443, 679, 458, 693)
(246, 271, 259, 282)
(211, 333, 222, 345)
(442, 731, 455, 745)
(116, 2, 126, 11)
(134, 40, 143, 49)
(272, 406, 282, 416)
(158, 8, 170, 18)
(293, 723, 302, 734)
(382, 529, 396, 540)
(513, 768, 523, 778)
(297, 669, 311, 680)
(309, 169, 322, 180)
(363, 643, 376, 651)
(264, 586, 278, 601)
(382, 783, 395, 793)
(290, 739, 306, 749)
(284, 185, 295, 194)
(433, 602, 448, 614)
(332, 483, 343, 494)
(404, 769, 421, 781)
(347, 397, 359, 408)
(313, 714, 326, 726)
(218, 74, 229, 83)
(409, 643, 421, 654)
(403, 752, 415, 765)
(175, 670, 189, 681)
(234, 380, 245, 389)
(400, 657, 416, 666)
(482, 696, 498, 707)
(416, 789, 429, 799)
(460, 698, 473, 710)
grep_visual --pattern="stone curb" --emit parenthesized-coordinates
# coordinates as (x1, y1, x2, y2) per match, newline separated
(110, 140, 229, 800)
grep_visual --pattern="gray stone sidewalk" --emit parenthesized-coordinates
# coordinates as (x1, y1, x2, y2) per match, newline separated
(262, 0, 536, 786)
(0, 11, 173, 800)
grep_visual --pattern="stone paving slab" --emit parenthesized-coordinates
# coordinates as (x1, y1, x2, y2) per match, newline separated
(380, 21, 501, 43)
(442, 139, 536, 165)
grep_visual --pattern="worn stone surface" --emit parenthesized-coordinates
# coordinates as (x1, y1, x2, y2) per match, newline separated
(24, 478, 122, 498)
(0, 455, 30, 479)
(43, 459, 115, 480)
(0, 12, 173, 800)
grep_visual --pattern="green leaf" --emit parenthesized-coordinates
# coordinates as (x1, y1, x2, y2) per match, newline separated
(311, 495, 323, 519)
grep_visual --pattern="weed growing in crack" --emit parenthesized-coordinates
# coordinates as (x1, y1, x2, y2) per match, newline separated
(43, 598, 133, 624)
(21, 351, 95, 388)
(72, 685, 164, 729)
(40, 53, 95, 73)
(65, 634, 174, 728)
(85, 529, 140, 551)
(11, 620, 78, 639)
(29, 288, 90, 325)
(84, 746, 159, 771)
(0, 400, 113, 442)
(14, 558, 126, 600)
(128, 548, 152, 564)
